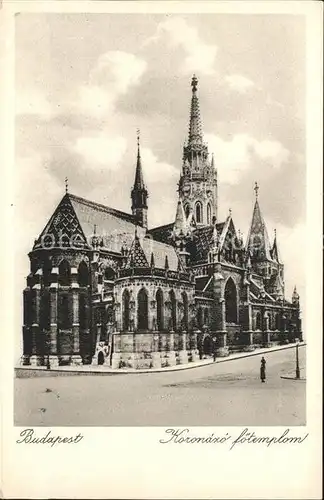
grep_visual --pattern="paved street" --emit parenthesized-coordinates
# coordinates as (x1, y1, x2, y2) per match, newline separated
(15, 345, 306, 426)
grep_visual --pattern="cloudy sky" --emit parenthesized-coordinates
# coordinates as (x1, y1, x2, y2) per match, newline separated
(15, 12, 306, 307)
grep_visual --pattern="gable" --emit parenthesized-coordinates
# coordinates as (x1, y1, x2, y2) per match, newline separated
(33, 194, 89, 250)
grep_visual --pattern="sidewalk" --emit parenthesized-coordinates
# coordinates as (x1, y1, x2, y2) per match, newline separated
(15, 342, 306, 377)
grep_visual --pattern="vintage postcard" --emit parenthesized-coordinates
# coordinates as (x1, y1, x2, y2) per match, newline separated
(1, 0, 322, 498)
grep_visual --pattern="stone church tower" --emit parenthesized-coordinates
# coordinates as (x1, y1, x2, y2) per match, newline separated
(178, 75, 218, 226)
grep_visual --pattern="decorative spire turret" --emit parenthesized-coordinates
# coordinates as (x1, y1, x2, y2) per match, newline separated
(271, 228, 283, 264)
(188, 75, 203, 146)
(246, 183, 272, 262)
(292, 285, 300, 306)
(131, 130, 148, 229)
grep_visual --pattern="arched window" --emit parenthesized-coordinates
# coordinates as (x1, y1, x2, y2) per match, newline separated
(255, 312, 262, 330)
(43, 259, 52, 287)
(40, 290, 50, 329)
(207, 203, 212, 225)
(58, 260, 71, 286)
(225, 278, 238, 323)
(137, 288, 148, 331)
(204, 308, 209, 326)
(79, 294, 88, 329)
(156, 289, 164, 331)
(184, 204, 190, 218)
(104, 267, 115, 281)
(58, 293, 72, 328)
(275, 313, 280, 330)
(78, 261, 89, 287)
(197, 306, 203, 329)
(195, 202, 202, 224)
(169, 290, 177, 331)
(182, 292, 189, 331)
(122, 289, 130, 331)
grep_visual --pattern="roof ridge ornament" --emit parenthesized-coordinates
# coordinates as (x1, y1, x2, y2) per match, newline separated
(254, 181, 259, 199)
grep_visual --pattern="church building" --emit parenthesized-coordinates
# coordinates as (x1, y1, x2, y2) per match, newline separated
(21, 76, 302, 369)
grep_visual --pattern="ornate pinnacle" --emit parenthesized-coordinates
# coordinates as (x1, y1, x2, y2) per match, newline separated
(191, 74, 198, 92)
(254, 181, 259, 199)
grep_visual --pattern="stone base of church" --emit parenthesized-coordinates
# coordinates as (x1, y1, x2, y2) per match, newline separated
(71, 355, 83, 367)
(242, 345, 255, 352)
(49, 355, 59, 368)
(215, 346, 230, 357)
(178, 350, 188, 364)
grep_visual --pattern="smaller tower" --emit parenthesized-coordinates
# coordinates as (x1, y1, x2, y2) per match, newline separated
(131, 131, 148, 229)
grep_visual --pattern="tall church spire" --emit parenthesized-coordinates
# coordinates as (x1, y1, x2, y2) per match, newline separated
(178, 75, 218, 225)
(246, 183, 272, 262)
(188, 74, 203, 145)
(131, 130, 148, 229)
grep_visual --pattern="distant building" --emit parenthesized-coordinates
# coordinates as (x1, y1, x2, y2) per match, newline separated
(21, 76, 302, 369)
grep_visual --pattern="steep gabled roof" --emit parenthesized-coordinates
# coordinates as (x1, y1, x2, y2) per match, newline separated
(125, 233, 149, 268)
(246, 198, 272, 262)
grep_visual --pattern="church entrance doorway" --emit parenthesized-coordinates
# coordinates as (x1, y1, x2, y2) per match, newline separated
(98, 351, 104, 365)
(203, 335, 213, 355)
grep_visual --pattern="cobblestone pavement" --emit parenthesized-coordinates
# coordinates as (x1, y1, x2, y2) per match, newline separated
(14, 345, 306, 426)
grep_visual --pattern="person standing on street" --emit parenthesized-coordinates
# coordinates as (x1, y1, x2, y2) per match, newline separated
(260, 356, 266, 382)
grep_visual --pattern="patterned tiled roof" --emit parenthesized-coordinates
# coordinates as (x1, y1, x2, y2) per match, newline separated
(125, 234, 149, 268)
(189, 223, 225, 263)
(148, 223, 174, 245)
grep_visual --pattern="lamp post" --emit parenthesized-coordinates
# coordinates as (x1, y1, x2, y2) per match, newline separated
(295, 338, 300, 380)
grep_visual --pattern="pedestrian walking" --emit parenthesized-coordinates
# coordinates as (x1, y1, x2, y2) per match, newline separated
(260, 356, 266, 382)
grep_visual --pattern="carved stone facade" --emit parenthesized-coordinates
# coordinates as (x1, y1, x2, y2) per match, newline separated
(21, 76, 302, 370)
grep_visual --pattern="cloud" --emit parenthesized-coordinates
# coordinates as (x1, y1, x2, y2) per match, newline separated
(16, 91, 55, 120)
(224, 74, 255, 93)
(72, 133, 127, 169)
(144, 18, 217, 75)
(72, 50, 147, 118)
(205, 133, 290, 185)
(141, 147, 178, 183)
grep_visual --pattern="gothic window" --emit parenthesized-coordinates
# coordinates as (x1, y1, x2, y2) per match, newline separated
(225, 278, 238, 323)
(122, 289, 130, 331)
(78, 261, 89, 287)
(195, 201, 202, 224)
(156, 289, 164, 331)
(58, 293, 72, 329)
(58, 260, 71, 286)
(40, 291, 50, 329)
(197, 307, 203, 329)
(204, 308, 209, 326)
(104, 267, 115, 281)
(207, 203, 212, 225)
(169, 290, 177, 331)
(43, 258, 52, 287)
(182, 292, 189, 331)
(23, 290, 33, 326)
(255, 312, 262, 330)
(79, 294, 88, 329)
(137, 288, 148, 331)
(275, 313, 280, 330)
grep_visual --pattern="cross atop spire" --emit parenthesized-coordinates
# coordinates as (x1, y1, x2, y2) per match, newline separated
(65, 177, 69, 194)
(254, 181, 259, 199)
